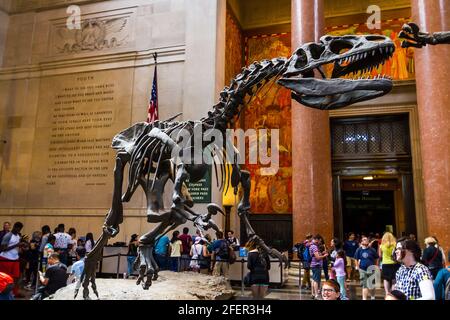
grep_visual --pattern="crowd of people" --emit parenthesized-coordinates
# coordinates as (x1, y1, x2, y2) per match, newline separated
(132, 228, 240, 278)
(294, 231, 449, 300)
(2, 217, 447, 301)
(0, 221, 92, 300)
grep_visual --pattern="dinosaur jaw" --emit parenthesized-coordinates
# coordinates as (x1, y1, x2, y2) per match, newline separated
(278, 76, 393, 110)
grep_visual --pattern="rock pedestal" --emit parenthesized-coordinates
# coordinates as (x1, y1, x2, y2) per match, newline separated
(49, 271, 235, 300)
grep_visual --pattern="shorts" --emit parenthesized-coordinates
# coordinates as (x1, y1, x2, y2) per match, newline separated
(346, 256, 356, 268)
(381, 263, 400, 281)
(311, 266, 322, 283)
(359, 268, 376, 289)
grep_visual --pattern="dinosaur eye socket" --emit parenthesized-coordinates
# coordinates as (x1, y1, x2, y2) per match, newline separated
(308, 43, 325, 59)
(294, 49, 308, 69)
(365, 35, 386, 42)
(329, 39, 354, 55)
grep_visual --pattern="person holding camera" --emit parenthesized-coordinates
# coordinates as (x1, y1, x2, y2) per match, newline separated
(0, 221, 28, 298)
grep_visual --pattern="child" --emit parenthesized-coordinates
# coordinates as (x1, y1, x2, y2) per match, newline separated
(42, 235, 56, 272)
(68, 246, 86, 298)
(333, 250, 348, 300)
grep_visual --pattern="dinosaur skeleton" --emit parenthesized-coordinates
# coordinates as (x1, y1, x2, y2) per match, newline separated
(78, 34, 395, 299)
(400, 22, 450, 48)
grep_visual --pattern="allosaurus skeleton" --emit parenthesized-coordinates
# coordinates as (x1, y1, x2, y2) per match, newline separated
(78, 34, 396, 299)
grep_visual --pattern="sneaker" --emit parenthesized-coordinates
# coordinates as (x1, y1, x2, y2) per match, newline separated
(371, 296, 376, 300)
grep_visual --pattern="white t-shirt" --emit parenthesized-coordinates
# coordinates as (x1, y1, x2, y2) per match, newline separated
(85, 239, 93, 252)
(0, 233, 20, 260)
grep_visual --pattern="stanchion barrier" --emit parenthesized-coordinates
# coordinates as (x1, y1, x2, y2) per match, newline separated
(116, 253, 121, 279)
(240, 258, 245, 296)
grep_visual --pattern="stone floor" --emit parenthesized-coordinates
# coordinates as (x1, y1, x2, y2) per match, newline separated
(232, 262, 386, 300)
(16, 264, 386, 300)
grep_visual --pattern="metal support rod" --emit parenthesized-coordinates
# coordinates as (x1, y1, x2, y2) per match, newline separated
(116, 253, 121, 279)
(35, 255, 42, 295)
(240, 258, 244, 296)
(299, 261, 303, 299)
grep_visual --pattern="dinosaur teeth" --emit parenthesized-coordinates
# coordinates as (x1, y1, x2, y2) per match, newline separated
(364, 52, 368, 59)
(372, 50, 376, 56)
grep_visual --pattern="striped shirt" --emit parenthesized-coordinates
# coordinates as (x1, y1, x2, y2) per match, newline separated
(309, 243, 322, 268)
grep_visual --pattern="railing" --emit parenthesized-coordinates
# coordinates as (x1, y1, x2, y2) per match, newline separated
(2, 253, 306, 297)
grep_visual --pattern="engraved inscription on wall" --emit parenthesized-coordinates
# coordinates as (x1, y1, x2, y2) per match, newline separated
(47, 76, 114, 185)
(29, 70, 133, 208)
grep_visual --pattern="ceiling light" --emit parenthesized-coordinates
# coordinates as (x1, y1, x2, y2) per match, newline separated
(363, 176, 374, 180)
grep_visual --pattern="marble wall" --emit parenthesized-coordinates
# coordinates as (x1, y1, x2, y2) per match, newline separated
(0, 0, 226, 241)
(0, 9, 8, 66)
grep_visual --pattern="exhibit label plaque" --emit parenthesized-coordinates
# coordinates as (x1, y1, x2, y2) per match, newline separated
(186, 166, 212, 203)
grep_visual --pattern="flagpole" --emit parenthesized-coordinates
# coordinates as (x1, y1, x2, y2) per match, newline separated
(147, 52, 159, 123)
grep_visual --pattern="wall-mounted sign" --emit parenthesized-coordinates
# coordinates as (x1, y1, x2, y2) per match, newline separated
(186, 166, 212, 203)
(342, 179, 399, 191)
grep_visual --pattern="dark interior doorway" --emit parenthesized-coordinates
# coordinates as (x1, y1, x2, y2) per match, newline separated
(342, 190, 395, 235)
(240, 214, 292, 252)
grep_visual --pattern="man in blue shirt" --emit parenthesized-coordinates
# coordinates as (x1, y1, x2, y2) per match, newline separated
(69, 246, 86, 298)
(343, 232, 358, 281)
(154, 235, 170, 271)
(355, 236, 379, 300)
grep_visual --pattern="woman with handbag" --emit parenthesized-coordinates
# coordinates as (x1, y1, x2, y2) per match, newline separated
(379, 232, 400, 296)
(197, 239, 211, 274)
(423, 236, 444, 280)
(245, 239, 271, 299)
(189, 238, 203, 272)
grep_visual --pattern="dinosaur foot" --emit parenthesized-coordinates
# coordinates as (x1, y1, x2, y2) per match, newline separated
(135, 246, 158, 289)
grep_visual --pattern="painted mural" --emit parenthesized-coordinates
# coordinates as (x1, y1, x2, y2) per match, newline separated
(226, 18, 414, 214)
(244, 33, 293, 214)
(225, 9, 244, 85)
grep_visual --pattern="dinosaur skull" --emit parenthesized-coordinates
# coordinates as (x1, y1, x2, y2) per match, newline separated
(278, 35, 395, 110)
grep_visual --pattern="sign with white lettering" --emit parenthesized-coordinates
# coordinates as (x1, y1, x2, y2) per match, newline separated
(185, 166, 212, 203)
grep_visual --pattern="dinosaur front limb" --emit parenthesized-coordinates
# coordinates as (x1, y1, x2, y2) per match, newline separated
(80, 152, 127, 299)
(173, 164, 189, 206)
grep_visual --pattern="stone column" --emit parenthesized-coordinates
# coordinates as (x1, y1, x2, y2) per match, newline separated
(411, 0, 450, 252)
(291, 0, 333, 243)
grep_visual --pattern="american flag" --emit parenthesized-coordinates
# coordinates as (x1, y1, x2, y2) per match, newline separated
(146, 63, 158, 123)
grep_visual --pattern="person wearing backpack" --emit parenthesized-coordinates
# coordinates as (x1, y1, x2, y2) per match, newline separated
(300, 234, 313, 290)
(212, 231, 230, 278)
(433, 265, 450, 300)
(423, 237, 444, 280)
(245, 239, 271, 299)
